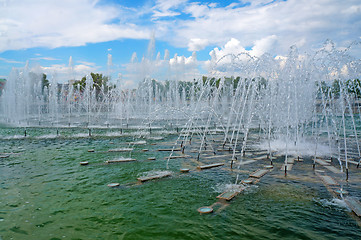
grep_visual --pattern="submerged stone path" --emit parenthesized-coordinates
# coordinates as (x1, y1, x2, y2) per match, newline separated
(93, 133, 361, 226)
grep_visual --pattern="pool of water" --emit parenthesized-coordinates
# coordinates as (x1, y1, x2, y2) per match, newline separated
(1, 127, 361, 239)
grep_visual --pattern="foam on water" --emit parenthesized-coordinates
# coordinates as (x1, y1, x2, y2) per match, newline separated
(73, 133, 91, 138)
(314, 197, 349, 210)
(258, 137, 333, 157)
(35, 134, 58, 139)
(138, 170, 173, 178)
(0, 135, 26, 140)
(213, 183, 246, 193)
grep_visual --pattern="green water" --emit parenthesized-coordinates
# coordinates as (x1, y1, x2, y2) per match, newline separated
(1, 127, 361, 240)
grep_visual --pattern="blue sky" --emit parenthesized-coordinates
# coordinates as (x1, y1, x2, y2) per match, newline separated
(0, 0, 360, 87)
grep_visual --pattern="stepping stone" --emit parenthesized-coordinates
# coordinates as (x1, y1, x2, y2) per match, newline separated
(164, 155, 191, 159)
(107, 183, 120, 187)
(197, 206, 213, 214)
(344, 197, 361, 217)
(106, 158, 136, 163)
(319, 175, 338, 185)
(281, 164, 293, 171)
(137, 172, 171, 182)
(216, 185, 246, 201)
(238, 160, 256, 165)
(286, 158, 294, 164)
(253, 155, 268, 160)
(255, 150, 269, 155)
(108, 148, 133, 152)
(241, 178, 254, 184)
(204, 154, 234, 159)
(148, 136, 164, 140)
(157, 148, 181, 151)
(341, 159, 359, 165)
(315, 159, 330, 166)
(197, 163, 224, 170)
(348, 159, 359, 165)
(249, 169, 268, 178)
(129, 141, 146, 145)
(324, 165, 341, 174)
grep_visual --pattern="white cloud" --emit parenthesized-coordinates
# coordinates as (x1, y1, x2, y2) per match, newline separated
(37, 62, 99, 82)
(187, 38, 209, 51)
(184, 3, 209, 18)
(30, 57, 60, 61)
(2, 0, 360, 58)
(159, 0, 361, 57)
(250, 35, 278, 57)
(209, 38, 246, 62)
(1, 0, 361, 82)
(205, 37, 279, 73)
(0, 0, 150, 52)
(169, 52, 197, 66)
(152, 0, 188, 19)
(123, 50, 199, 88)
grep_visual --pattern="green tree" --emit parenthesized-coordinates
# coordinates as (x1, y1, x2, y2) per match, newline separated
(346, 79, 361, 98)
(73, 73, 113, 100)
(41, 73, 49, 94)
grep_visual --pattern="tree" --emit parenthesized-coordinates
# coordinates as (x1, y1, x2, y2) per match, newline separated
(42, 73, 49, 94)
(73, 73, 114, 100)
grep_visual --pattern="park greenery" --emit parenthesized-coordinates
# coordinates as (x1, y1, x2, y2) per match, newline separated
(22, 71, 361, 101)
(317, 79, 361, 98)
(72, 73, 115, 100)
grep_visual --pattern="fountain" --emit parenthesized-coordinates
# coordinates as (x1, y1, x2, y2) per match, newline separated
(1, 39, 361, 238)
(1, 39, 361, 179)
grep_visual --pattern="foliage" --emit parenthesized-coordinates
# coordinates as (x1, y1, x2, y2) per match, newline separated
(317, 79, 361, 98)
(73, 73, 114, 100)
(41, 73, 49, 94)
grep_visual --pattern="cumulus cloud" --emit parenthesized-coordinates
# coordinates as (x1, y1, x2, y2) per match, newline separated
(208, 38, 246, 62)
(123, 50, 199, 88)
(250, 35, 278, 57)
(161, 0, 361, 56)
(0, 0, 150, 52)
(187, 38, 209, 51)
(1, 0, 361, 84)
(2, 0, 360, 57)
(205, 36, 278, 73)
(37, 62, 99, 82)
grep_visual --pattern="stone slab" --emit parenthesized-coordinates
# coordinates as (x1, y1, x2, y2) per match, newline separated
(249, 169, 268, 178)
(319, 175, 338, 185)
(345, 197, 361, 217)
(197, 163, 224, 170)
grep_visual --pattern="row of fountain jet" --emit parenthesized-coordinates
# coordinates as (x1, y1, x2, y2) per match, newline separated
(1, 40, 360, 172)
